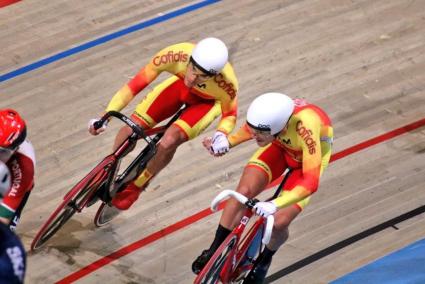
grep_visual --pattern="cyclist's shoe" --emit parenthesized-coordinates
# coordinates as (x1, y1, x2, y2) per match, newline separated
(111, 183, 142, 210)
(192, 249, 213, 275)
(243, 264, 270, 284)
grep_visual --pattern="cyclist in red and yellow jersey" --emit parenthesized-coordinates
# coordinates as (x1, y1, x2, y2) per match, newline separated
(88, 37, 238, 210)
(193, 93, 333, 283)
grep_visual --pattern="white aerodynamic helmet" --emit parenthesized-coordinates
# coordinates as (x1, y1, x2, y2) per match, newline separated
(0, 160, 11, 198)
(191, 37, 228, 76)
(247, 92, 295, 135)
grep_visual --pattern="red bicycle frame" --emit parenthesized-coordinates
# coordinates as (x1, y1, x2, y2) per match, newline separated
(220, 210, 265, 283)
(194, 190, 274, 284)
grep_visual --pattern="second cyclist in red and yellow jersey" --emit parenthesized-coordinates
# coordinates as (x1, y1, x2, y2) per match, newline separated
(88, 37, 238, 210)
(192, 93, 333, 283)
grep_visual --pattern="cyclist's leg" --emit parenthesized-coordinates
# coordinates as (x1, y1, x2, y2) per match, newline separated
(243, 206, 300, 284)
(145, 98, 220, 176)
(145, 85, 220, 168)
(268, 170, 306, 249)
(246, 144, 332, 283)
(192, 165, 270, 274)
(111, 76, 184, 209)
(112, 76, 182, 151)
(193, 143, 287, 274)
(113, 79, 220, 210)
(222, 143, 288, 231)
(266, 140, 331, 249)
(244, 168, 306, 284)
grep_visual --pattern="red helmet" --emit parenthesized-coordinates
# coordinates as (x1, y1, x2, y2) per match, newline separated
(0, 109, 26, 160)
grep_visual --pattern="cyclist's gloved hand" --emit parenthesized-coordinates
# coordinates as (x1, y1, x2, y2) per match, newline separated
(253, 201, 277, 218)
(211, 131, 229, 156)
(88, 118, 108, 136)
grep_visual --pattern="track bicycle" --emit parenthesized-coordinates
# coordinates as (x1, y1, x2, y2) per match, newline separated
(31, 108, 184, 250)
(194, 172, 291, 284)
(194, 191, 273, 284)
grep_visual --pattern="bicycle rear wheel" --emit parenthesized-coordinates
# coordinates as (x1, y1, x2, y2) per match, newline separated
(194, 235, 238, 284)
(31, 156, 116, 250)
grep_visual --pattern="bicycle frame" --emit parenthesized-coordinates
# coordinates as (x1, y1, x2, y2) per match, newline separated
(219, 209, 265, 283)
(195, 172, 292, 284)
(195, 193, 272, 284)
(229, 213, 265, 280)
(31, 107, 186, 250)
(93, 107, 185, 203)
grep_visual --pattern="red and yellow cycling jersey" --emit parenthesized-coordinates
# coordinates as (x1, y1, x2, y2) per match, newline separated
(228, 98, 333, 209)
(105, 42, 239, 134)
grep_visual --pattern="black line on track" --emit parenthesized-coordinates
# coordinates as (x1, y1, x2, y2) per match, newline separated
(266, 204, 425, 283)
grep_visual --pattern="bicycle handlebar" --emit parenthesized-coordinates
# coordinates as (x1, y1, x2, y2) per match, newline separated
(211, 190, 248, 211)
(94, 111, 145, 138)
(210, 189, 274, 245)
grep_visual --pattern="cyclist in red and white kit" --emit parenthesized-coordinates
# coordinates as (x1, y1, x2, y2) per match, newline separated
(0, 109, 36, 231)
(0, 160, 26, 283)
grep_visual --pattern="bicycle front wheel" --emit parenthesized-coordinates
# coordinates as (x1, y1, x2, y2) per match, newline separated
(194, 235, 238, 284)
(31, 156, 116, 250)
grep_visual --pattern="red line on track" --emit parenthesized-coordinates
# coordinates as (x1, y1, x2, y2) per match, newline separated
(56, 117, 425, 283)
(0, 0, 21, 8)
(330, 118, 425, 163)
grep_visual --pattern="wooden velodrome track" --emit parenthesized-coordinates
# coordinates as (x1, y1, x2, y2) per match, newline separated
(1, 0, 424, 283)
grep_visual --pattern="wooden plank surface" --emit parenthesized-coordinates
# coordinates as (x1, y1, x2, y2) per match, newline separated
(0, 0, 424, 283)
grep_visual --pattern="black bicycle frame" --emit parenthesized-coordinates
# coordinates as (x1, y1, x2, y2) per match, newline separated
(95, 107, 185, 201)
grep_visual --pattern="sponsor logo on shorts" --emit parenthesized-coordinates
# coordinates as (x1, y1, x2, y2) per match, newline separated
(153, 50, 189, 66)
(296, 121, 316, 154)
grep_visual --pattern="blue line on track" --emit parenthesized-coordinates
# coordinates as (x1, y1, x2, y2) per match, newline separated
(331, 238, 425, 284)
(0, 0, 221, 83)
